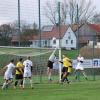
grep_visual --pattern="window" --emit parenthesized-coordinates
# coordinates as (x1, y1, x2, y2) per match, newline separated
(68, 32, 71, 39)
(71, 40, 73, 44)
(53, 39, 56, 44)
(45, 40, 47, 45)
(66, 40, 68, 44)
(68, 36, 71, 39)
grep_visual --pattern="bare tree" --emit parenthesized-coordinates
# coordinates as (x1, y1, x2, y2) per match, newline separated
(92, 13, 100, 23)
(44, 0, 96, 25)
(69, 0, 96, 23)
(44, 0, 58, 25)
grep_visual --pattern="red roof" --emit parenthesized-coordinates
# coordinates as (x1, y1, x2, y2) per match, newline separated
(41, 25, 68, 39)
(88, 24, 100, 34)
(33, 25, 79, 40)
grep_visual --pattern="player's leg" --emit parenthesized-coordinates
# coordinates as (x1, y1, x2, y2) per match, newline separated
(47, 67, 52, 81)
(29, 77, 33, 89)
(28, 72, 33, 88)
(75, 69, 80, 80)
(47, 61, 53, 81)
(2, 74, 10, 89)
(61, 67, 68, 83)
(19, 74, 23, 88)
(14, 74, 19, 89)
(81, 70, 88, 80)
(23, 77, 26, 89)
(23, 72, 27, 89)
(2, 79, 8, 89)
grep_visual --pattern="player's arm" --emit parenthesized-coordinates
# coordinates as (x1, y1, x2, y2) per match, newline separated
(15, 63, 22, 73)
(15, 67, 22, 73)
(3, 66, 7, 70)
(31, 66, 33, 72)
(59, 61, 63, 64)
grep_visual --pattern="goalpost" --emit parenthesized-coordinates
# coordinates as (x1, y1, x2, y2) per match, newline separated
(58, 47, 62, 82)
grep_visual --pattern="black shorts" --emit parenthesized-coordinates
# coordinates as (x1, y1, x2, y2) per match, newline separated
(15, 74, 23, 80)
(47, 60, 53, 69)
(62, 67, 68, 73)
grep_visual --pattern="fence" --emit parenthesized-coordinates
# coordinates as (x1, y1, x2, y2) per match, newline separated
(0, 0, 100, 83)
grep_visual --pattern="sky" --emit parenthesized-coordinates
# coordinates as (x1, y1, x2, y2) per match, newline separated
(0, 0, 100, 26)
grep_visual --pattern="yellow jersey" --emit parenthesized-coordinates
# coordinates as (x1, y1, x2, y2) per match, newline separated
(16, 61, 23, 74)
(63, 57, 72, 73)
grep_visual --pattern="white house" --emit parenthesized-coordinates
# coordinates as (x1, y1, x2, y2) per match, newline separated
(62, 27, 77, 49)
(30, 25, 77, 49)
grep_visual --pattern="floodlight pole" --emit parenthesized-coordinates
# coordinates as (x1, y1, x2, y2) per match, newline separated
(18, 0, 21, 46)
(38, 0, 42, 83)
(77, 4, 79, 54)
(38, 0, 41, 48)
(58, 2, 62, 82)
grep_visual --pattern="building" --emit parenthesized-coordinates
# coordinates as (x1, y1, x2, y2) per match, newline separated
(30, 25, 77, 49)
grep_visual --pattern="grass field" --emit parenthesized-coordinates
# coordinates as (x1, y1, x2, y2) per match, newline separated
(0, 80, 100, 100)
(0, 47, 100, 100)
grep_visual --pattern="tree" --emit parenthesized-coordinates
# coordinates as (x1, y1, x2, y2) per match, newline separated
(68, 0, 96, 24)
(92, 13, 100, 23)
(44, 0, 96, 25)
(0, 24, 12, 38)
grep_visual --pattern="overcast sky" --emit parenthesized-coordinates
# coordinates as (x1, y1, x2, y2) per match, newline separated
(0, 0, 99, 25)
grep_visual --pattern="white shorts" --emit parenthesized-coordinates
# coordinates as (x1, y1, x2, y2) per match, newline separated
(4, 72, 13, 80)
(23, 71, 32, 78)
(75, 63, 84, 70)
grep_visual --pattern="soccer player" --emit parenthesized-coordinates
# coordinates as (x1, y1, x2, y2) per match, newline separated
(14, 58, 24, 89)
(2, 59, 15, 90)
(47, 49, 57, 81)
(75, 54, 88, 80)
(23, 56, 33, 89)
(60, 55, 72, 84)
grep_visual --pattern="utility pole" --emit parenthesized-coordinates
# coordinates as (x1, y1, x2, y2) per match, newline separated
(58, 2, 62, 82)
(38, 0, 41, 48)
(38, 0, 42, 83)
(77, 4, 79, 53)
(18, 0, 21, 46)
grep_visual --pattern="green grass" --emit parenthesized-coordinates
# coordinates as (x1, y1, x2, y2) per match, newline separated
(0, 80, 100, 100)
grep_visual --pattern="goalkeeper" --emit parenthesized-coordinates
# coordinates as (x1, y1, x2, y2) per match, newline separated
(47, 49, 57, 81)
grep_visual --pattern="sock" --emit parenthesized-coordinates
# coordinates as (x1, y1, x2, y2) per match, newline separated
(23, 79, 26, 88)
(30, 79, 33, 88)
(20, 80, 23, 86)
(76, 71, 80, 80)
(2, 82, 7, 89)
(15, 81, 18, 87)
(48, 73, 51, 80)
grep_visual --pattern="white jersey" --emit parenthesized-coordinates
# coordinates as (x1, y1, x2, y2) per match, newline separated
(4, 62, 15, 80)
(23, 59, 33, 72)
(76, 56, 84, 70)
(77, 56, 84, 62)
(5, 63, 15, 75)
(49, 54, 56, 62)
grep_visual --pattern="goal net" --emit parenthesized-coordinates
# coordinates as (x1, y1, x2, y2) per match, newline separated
(0, 46, 60, 83)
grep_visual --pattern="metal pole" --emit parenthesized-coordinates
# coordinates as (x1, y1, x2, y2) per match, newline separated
(77, 4, 79, 54)
(92, 35, 95, 81)
(18, 0, 20, 46)
(38, 0, 42, 83)
(38, 0, 41, 48)
(58, 2, 62, 82)
(76, 4, 80, 81)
